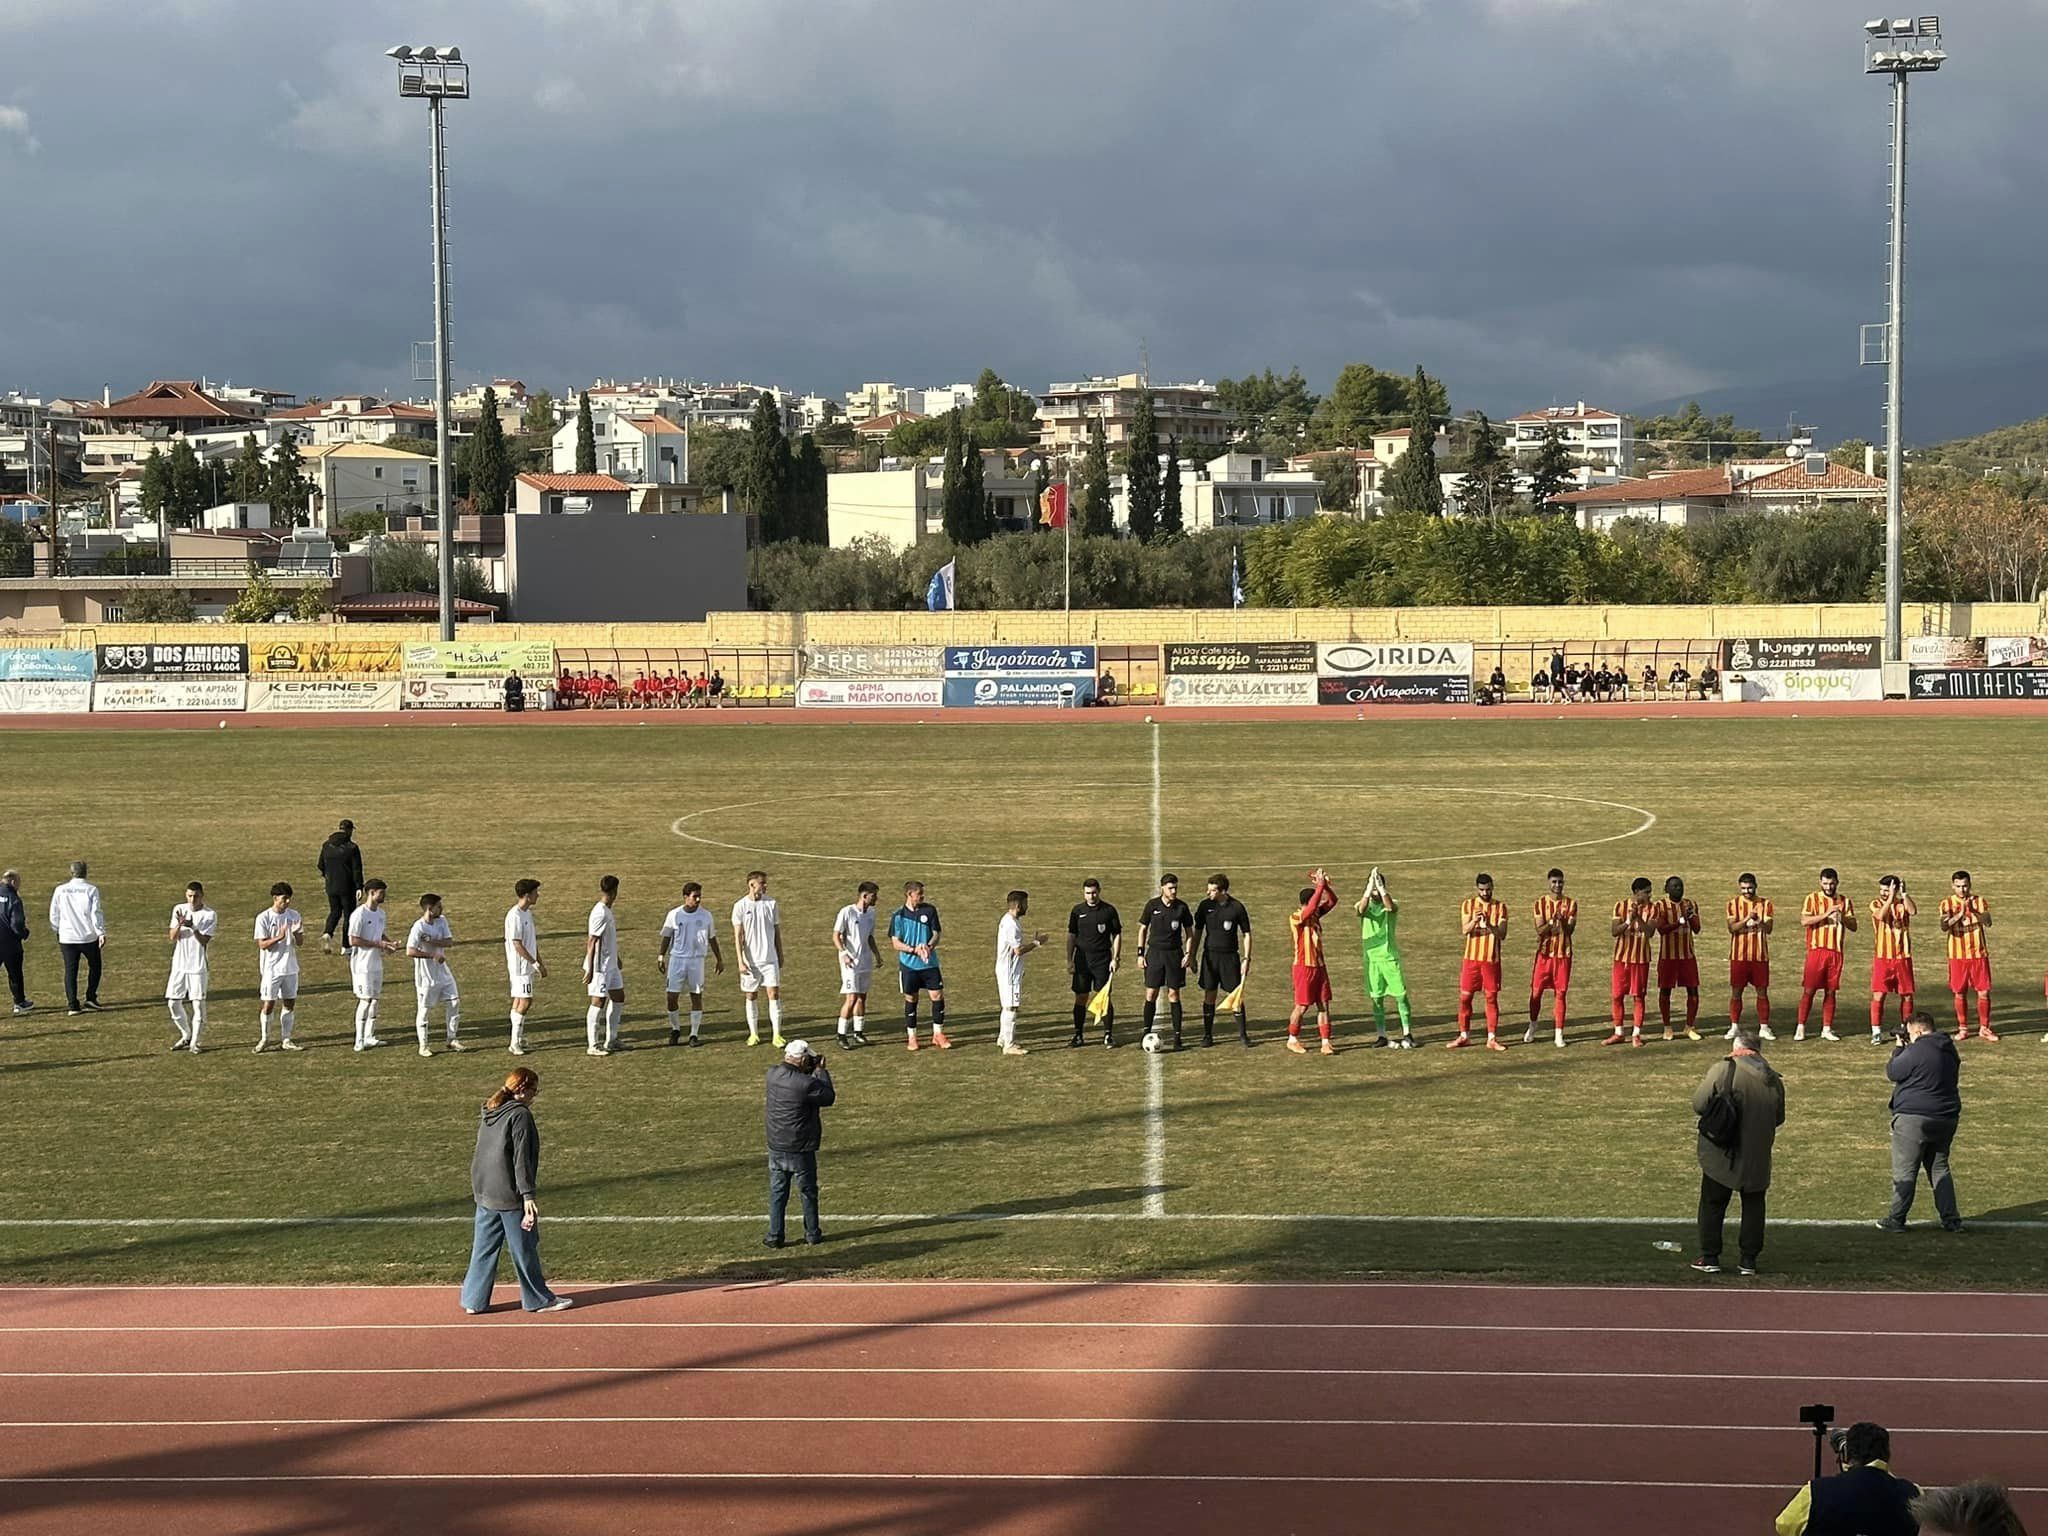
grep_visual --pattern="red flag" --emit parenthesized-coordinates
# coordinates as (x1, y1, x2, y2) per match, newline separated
(1039, 482, 1068, 528)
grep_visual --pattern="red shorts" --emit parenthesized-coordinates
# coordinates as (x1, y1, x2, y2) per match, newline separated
(1658, 956, 1700, 991)
(1530, 955, 1572, 997)
(1459, 959, 1503, 997)
(1801, 949, 1845, 994)
(1729, 959, 1770, 994)
(1871, 957, 1916, 995)
(1948, 956, 1991, 994)
(1292, 963, 1332, 1009)
(1610, 961, 1649, 998)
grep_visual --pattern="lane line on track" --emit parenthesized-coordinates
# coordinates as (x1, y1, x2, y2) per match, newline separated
(11, 1367, 2047, 1383)
(10, 1473, 2044, 1492)
(8, 1280, 2048, 1297)
(7, 1417, 2043, 1434)
(8, 1321, 2045, 1339)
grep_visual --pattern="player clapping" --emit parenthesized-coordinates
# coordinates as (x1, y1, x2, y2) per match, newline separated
(1450, 873, 1508, 1051)
(1652, 876, 1703, 1041)
(1725, 874, 1774, 1042)
(253, 883, 304, 1053)
(407, 894, 462, 1057)
(1286, 867, 1338, 1055)
(1603, 878, 1653, 1048)
(1356, 867, 1413, 1048)
(165, 881, 216, 1053)
(891, 880, 949, 1050)
(1869, 874, 1917, 1041)
(348, 879, 398, 1052)
(1527, 868, 1574, 1048)
(1796, 868, 1855, 1043)
(1939, 870, 1996, 1043)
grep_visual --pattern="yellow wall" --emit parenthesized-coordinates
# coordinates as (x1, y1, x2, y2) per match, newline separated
(4, 601, 2044, 654)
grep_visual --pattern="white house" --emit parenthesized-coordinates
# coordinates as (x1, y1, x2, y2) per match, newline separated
(1505, 402, 1634, 487)
(301, 442, 441, 525)
(826, 453, 1039, 550)
(1036, 374, 1234, 454)
(1114, 452, 1319, 531)
(271, 395, 437, 446)
(513, 472, 632, 517)
(1549, 457, 1885, 531)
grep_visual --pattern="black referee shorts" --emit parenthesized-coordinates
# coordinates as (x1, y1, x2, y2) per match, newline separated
(1198, 950, 1243, 992)
(1071, 958, 1112, 995)
(1143, 952, 1187, 990)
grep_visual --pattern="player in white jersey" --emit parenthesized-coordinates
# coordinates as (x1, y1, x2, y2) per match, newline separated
(831, 881, 882, 1049)
(731, 870, 785, 1048)
(347, 879, 399, 1052)
(407, 893, 462, 1057)
(659, 881, 723, 1047)
(584, 874, 626, 1056)
(504, 878, 545, 1055)
(995, 890, 1050, 1057)
(253, 882, 305, 1053)
(164, 880, 217, 1052)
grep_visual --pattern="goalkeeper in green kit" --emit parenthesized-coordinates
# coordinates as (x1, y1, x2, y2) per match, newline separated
(1356, 868, 1415, 1049)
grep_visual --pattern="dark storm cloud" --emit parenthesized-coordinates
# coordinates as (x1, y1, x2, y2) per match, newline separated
(0, 0, 2041, 414)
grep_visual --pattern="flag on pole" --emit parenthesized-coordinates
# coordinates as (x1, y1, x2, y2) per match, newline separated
(925, 559, 956, 612)
(1086, 980, 1114, 1020)
(1039, 482, 1068, 529)
(1231, 546, 1245, 609)
(1217, 981, 1245, 1013)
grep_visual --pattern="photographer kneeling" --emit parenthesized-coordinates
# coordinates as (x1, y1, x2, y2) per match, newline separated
(1774, 1421, 1919, 1536)
(765, 1039, 835, 1248)
(1877, 1010, 1964, 1233)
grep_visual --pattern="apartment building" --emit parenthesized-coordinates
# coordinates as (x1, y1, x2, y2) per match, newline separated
(1036, 374, 1234, 453)
(1504, 402, 1634, 487)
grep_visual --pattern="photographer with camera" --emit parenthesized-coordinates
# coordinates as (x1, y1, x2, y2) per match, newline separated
(1876, 1009, 1964, 1233)
(764, 1039, 835, 1248)
(1775, 1420, 1919, 1535)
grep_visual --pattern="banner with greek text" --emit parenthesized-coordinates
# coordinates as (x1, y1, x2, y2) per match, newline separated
(1722, 670, 1884, 703)
(0, 648, 95, 681)
(95, 643, 248, 677)
(1164, 641, 1315, 675)
(0, 680, 93, 712)
(248, 679, 403, 713)
(399, 677, 506, 710)
(401, 639, 553, 678)
(92, 678, 249, 712)
(796, 678, 944, 708)
(801, 644, 944, 679)
(1161, 673, 1317, 707)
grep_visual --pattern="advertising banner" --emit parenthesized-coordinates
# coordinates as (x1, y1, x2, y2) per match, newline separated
(92, 678, 249, 712)
(1162, 673, 1317, 708)
(401, 639, 554, 678)
(1910, 668, 2048, 701)
(801, 644, 945, 679)
(253, 638, 404, 676)
(0, 680, 93, 713)
(1316, 642, 1474, 679)
(1722, 670, 1884, 703)
(95, 643, 248, 677)
(1906, 636, 1982, 667)
(1986, 636, 2048, 669)
(1316, 674, 1472, 706)
(1723, 637, 1880, 671)
(796, 678, 944, 709)
(1163, 641, 1315, 675)
(399, 677, 505, 710)
(943, 645, 1096, 675)
(942, 676, 1099, 708)
(248, 679, 403, 713)
(0, 648, 95, 681)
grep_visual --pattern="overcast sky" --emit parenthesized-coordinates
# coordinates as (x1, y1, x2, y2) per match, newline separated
(2, 0, 2043, 418)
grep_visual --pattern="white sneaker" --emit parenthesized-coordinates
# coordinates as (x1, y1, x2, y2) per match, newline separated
(446, 1038, 465, 1052)
(508, 1043, 527, 1055)
(418, 1045, 433, 1058)
(1724, 1024, 1739, 1040)
(747, 1032, 761, 1046)
(1002, 1043, 1029, 1055)
(1759, 1025, 1776, 1042)
(586, 1045, 608, 1057)
(536, 1296, 575, 1313)
(365, 1037, 386, 1048)
(1794, 1027, 1806, 1041)
(353, 1043, 367, 1053)
(280, 1040, 304, 1052)
(1821, 1028, 1840, 1042)
(1553, 1032, 1567, 1048)
(253, 1039, 268, 1054)
(1523, 1025, 1537, 1044)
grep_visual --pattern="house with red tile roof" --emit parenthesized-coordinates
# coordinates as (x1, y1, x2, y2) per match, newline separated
(1549, 457, 1885, 530)
(512, 472, 631, 517)
(270, 395, 438, 446)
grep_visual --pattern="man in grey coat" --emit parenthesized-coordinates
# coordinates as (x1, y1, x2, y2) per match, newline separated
(764, 1039, 835, 1248)
(1690, 1023, 1786, 1275)
(1876, 1010, 1963, 1233)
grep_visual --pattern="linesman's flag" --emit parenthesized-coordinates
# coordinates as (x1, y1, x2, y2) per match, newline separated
(1039, 482, 1068, 529)
(1217, 982, 1245, 1013)
(1086, 980, 1114, 1020)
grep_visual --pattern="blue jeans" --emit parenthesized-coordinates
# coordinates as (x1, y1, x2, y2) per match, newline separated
(767, 1150, 821, 1243)
(460, 1204, 557, 1311)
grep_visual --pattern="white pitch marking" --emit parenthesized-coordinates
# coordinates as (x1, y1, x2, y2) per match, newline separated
(5, 1213, 2043, 1229)
(1144, 721, 1166, 1219)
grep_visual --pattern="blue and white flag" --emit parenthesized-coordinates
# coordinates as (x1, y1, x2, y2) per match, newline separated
(926, 559, 956, 612)
(1230, 547, 1245, 609)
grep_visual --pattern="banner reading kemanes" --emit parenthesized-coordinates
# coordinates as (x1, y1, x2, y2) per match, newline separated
(96, 643, 248, 677)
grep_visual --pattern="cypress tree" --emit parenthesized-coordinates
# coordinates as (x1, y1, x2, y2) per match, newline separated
(1080, 415, 1114, 536)
(745, 393, 792, 539)
(575, 391, 597, 474)
(1527, 423, 1577, 514)
(1159, 434, 1183, 538)
(1382, 367, 1444, 516)
(469, 386, 512, 513)
(1126, 390, 1160, 543)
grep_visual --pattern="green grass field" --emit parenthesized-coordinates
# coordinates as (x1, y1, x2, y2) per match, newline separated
(3, 715, 2044, 1289)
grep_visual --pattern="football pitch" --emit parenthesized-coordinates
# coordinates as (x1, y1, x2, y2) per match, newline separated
(3, 713, 2045, 1289)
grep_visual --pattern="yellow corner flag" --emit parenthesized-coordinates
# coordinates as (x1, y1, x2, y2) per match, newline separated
(1086, 982, 1114, 1020)
(1218, 982, 1245, 1013)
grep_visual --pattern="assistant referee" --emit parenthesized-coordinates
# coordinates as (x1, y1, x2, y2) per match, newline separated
(1193, 874, 1252, 1047)
(1066, 878, 1122, 1048)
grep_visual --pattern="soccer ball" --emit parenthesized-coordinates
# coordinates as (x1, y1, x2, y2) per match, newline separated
(1140, 1030, 1164, 1052)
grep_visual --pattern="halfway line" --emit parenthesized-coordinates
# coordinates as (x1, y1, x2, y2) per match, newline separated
(1144, 721, 1166, 1219)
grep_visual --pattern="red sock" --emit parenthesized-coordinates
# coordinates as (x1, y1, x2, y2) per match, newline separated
(1610, 997, 1624, 1031)
(1288, 1018, 1301, 1038)
(1456, 996, 1472, 1033)
(1632, 995, 1646, 1031)
(1902, 993, 1915, 1022)
(1871, 997, 1884, 1032)
(1553, 994, 1567, 1030)
(1821, 995, 1835, 1028)
(1954, 993, 1968, 1030)
(1686, 991, 1699, 1027)
(1528, 995, 1542, 1025)
(1797, 993, 1812, 1027)
(1730, 997, 1742, 1026)
(1483, 994, 1500, 1033)
(1318, 1019, 1331, 1040)
(1978, 994, 1992, 1032)
(1659, 992, 1672, 1028)
(1757, 996, 1771, 1028)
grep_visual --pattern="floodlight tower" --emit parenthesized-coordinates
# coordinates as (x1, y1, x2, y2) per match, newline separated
(1861, 17, 1945, 666)
(386, 44, 469, 640)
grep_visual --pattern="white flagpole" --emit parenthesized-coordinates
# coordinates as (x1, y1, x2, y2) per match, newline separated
(1063, 450, 1073, 647)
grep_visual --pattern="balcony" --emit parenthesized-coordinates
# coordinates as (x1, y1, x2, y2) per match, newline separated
(0, 551, 337, 580)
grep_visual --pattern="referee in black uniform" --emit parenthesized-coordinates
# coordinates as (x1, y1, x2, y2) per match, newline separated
(1138, 874, 1195, 1051)
(1067, 879, 1122, 1048)
(1193, 874, 1253, 1047)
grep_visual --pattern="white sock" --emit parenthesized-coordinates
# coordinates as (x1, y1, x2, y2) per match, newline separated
(416, 1007, 430, 1049)
(258, 1010, 270, 1043)
(837, 1013, 850, 1036)
(445, 1002, 460, 1043)
(190, 1000, 206, 1047)
(279, 1008, 294, 1042)
(999, 1008, 1016, 1047)
(586, 1003, 603, 1049)
(768, 1000, 783, 1036)
(852, 1010, 863, 1035)
(352, 999, 368, 1048)
(605, 997, 622, 1047)
(169, 999, 189, 1042)
(667, 1009, 681, 1032)
(689, 1009, 702, 1038)
(510, 1011, 523, 1049)
(745, 997, 759, 1035)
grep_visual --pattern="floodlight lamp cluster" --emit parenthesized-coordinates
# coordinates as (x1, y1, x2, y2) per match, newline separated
(1864, 16, 1945, 71)
(387, 44, 470, 98)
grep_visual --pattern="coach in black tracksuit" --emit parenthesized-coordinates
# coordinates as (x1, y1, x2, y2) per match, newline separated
(317, 820, 364, 949)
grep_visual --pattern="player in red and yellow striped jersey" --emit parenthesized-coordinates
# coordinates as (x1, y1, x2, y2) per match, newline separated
(1938, 870, 1997, 1043)
(1286, 868, 1339, 1056)
(1796, 868, 1857, 1043)
(1450, 873, 1509, 1052)
(1602, 877, 1655, 1047)
(1651, 875, 1703, 1041)
(1868, 874, 1918, 1039)
(1526, 867, 1575, 1049)
(1725, 873, 1776, 1040)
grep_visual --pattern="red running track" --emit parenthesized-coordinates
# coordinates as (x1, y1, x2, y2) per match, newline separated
(1, 1280, 2045, 1535)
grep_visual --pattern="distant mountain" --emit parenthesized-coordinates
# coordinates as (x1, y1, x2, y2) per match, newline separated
(1912, 415, 2048, 477)
(1634, 349, 2048, 449)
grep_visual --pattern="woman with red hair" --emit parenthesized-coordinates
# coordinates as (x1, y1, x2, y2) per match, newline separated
(460, 1068, 573, 1315)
